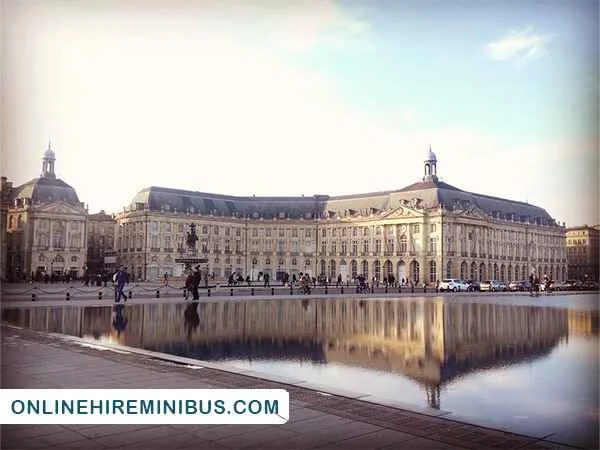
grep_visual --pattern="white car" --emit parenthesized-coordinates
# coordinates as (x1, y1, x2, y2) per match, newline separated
(438, 279, 469, 292)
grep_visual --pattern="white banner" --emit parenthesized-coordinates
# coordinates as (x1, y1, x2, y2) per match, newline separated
(0, 389, 289, 425)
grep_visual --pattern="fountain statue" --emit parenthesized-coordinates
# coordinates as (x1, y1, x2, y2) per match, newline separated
(175, 223, 208, 277)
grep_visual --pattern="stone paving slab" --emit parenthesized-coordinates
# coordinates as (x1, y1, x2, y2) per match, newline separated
(0, 325, 588, 450)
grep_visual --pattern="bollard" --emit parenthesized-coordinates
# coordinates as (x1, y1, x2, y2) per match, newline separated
(290, 286, 293, 295)
(325, 286, 328, 295)
(251, 287, 254, 296)
(356, 286, 359, 294)
(66, 292, 70, 301)
(230, 288, 234, 296)
(271, 287, 275, 295)
(385, 285, 388, 294)
(398, 285, 402, 294)
(341, 286, 344, 295)
(411, 285, 415, 293)
(207, 289, 211, 297)
(31, 293, 36, 301)
(156, 290, 160, 298)
(98, 291, 103, 300)
(128, 291, 132, 299)
(423, 286, 426, 293)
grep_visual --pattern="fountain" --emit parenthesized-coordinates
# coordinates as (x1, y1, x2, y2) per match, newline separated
(175, 223, 208, 281)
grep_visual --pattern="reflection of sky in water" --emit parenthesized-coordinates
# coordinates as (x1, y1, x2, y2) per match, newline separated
(223, 336, 598, 446)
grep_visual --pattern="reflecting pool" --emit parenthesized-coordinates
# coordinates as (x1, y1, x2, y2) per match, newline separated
(2, 294, 598, 448)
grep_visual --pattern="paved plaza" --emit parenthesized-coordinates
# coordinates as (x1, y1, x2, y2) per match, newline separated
(1, 309, 589, 449)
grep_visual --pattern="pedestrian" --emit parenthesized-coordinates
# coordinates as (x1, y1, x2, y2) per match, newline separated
(114, 266, 128, 303)
(191, 266, 201, 300)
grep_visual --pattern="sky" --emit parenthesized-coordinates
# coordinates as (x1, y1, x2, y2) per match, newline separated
(1, 0, 598, 226)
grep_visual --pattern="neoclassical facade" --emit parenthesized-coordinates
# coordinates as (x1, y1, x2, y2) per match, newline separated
(566, 225, 599, 281)
(115, 149, 567, 284)
(5, 145, 88, 280)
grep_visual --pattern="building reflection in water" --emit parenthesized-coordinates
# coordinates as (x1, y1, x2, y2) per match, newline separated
(3, 299, 597, 409)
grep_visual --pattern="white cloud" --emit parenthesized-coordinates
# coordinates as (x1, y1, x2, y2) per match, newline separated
(486, 27, 554, 62)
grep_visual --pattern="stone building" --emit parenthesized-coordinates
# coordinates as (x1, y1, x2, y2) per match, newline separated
(86, 210, 117, 275)
(5, 144, 87, 280)
(566, 225, 599, 281)
(1, 176, 15, 281)
(115, 148, 567, 284)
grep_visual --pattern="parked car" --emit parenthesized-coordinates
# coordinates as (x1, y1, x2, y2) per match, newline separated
(438, 279, 469, 292)
(509, 280, 531, 292)
(480, 280, 507, 292)
(466, 280, 480, 292)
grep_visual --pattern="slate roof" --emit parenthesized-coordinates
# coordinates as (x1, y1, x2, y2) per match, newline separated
(12, 176, 81, 206)
(128, 177, 555, 224)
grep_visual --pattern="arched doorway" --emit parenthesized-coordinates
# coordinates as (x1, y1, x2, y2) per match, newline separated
(446, 260, 452, 278)
(500, 264, 506, 281)
(410, 261, 420, 284)
(350, 260, 358, 279)
(384, 260, 393, 279)
(460, 261, 467, 279)
(374, 260, 381, 281)
(479, 262, 486, 281)
(361, 260, 369, 278)
(397, 260, 407, 284)
(329, 260, 337, 281)
(339, 260, 348, 281)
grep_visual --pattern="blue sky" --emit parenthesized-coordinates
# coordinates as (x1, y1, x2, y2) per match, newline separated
(2, 0, 598, 225)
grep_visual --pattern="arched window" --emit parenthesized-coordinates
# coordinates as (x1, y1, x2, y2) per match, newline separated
(374, 260, 381, 280)
(429, 261, 437, 283)
(319, 260, 326, 276)
(329, 260, 337, 280)
(361, 260, 369, 277)
(500, 264, 506, 281)
(265, 258, 271, 265)
(351, 260, 357, 278)
(470, 262, 476, 281)
(479, 263, 486, 281)
(410, 261, 420, 283)
(522, 266, 527, 280)
(384, 260, 393, 276)
(446, 260, 452, 278)
(291, 258, 297, 266)
(493, 264, 498, 279)
(515, 265, 520, 280)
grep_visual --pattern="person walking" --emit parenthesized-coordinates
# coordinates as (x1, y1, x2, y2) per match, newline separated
(114, 266, 128, 303)
(191, 266, 201, 300)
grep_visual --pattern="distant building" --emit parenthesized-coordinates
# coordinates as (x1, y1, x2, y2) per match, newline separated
(115, 148, 567, 283)
(5, 144, 88, 281)
(566, 225, 599, 281)
(86, 211, 117, 275)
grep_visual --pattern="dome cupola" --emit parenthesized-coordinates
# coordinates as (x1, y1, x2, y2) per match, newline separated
(423, 145, 438, 182)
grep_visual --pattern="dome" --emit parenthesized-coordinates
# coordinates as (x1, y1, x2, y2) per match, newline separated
(426, 147, 437, 161)
(12, 176, 81, 206)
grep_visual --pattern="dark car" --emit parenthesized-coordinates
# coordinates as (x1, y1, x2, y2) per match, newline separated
(467, 280, 480, 292)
